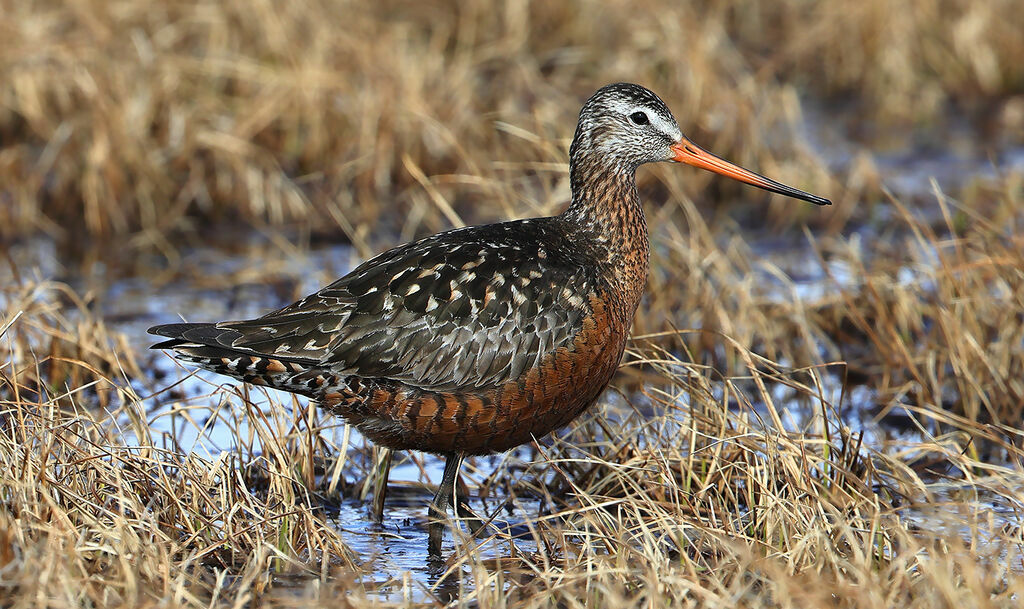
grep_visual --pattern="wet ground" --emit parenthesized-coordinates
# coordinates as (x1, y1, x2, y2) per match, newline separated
(4, 140, 1023, 601)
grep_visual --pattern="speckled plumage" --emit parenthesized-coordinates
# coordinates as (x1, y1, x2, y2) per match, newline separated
(152, 217, 628, 454)
(150, 83, 830, 555)
(151, 85, 666, 456)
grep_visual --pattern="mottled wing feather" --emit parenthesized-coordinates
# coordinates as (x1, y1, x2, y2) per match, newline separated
(149, 322, 318, 364)
(216, 296, 354, 361)
(212, 220, 596, 391)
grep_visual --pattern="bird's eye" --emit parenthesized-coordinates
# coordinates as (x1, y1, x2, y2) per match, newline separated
(629, 111, 649, 125)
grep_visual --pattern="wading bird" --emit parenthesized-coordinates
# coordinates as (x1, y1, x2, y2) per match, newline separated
(150, 83, 830, 557)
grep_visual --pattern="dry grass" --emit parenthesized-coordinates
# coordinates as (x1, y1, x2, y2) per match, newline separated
(2, 251, 1023, 607)
(2, 0, 1022, 249)
(4, 183, 1024, 606)
(3, 0, 1024, 607)
(0, 284, 365, 607)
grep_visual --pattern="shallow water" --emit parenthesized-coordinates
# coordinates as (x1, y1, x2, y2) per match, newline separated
(6, 229, 1019, 597)
(4, 233, 536, 599)
(4, 183, 1023, 599)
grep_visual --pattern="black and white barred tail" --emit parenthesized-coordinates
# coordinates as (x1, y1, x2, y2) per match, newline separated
(150, 323, 339, 397)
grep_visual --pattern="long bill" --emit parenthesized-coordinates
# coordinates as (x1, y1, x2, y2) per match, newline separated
(670, 137, 832, 206)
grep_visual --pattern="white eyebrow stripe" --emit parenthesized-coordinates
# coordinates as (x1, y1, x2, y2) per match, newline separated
(610, 97, 681, 141)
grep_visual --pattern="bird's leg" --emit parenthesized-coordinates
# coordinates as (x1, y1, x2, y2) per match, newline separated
(455, 473, 488, 538)
(427, 453, 464, 557)
(370, 447, 393, 524)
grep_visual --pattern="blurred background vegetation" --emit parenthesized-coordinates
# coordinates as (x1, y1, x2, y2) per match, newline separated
(2, 1, 1024, 607)
(2, 0, 1021, 254)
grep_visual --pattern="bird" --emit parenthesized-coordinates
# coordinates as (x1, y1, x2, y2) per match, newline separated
(149, 82, 831, 557)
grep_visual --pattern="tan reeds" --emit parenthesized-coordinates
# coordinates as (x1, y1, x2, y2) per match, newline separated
(2, 0, 1021, 247)
(0, 284, 364, 607)
(4, 227, 1024, 606)
(2, 0, 1024, 606)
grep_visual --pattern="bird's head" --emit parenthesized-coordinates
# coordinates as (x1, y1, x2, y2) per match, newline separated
(571, 83, 831, 206)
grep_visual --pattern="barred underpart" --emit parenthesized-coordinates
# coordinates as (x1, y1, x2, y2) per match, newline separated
(149, 82, 682, 456)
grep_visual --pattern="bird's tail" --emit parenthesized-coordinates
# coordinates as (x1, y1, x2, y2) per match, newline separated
(149, 323, 334, 396)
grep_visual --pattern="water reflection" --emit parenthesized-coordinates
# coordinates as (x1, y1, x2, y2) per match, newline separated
(5, 221, 1022, 601)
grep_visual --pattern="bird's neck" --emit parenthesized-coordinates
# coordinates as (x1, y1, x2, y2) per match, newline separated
(562, 155, 650, 315)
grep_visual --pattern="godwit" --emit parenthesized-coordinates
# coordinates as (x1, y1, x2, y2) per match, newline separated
(150, 83, 830, 556)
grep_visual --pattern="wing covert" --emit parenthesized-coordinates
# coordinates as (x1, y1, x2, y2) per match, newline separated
(212, 220, 598, 391)
(323, 222, 596, 390)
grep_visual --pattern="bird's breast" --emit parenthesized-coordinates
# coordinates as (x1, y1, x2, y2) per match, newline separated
(329, 291, 631, 454)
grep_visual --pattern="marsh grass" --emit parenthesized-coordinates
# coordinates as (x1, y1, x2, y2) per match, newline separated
(0, 286, 366, 607)
(3, 177, 1024, 606)
(3, 0, 1024, 606)
(2, 0, 1022, 248)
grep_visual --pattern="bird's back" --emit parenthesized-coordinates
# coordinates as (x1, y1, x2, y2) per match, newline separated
(150, 216, 631, 454)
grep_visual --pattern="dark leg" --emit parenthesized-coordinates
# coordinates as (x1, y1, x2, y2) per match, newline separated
(428, 453, 463, 557)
